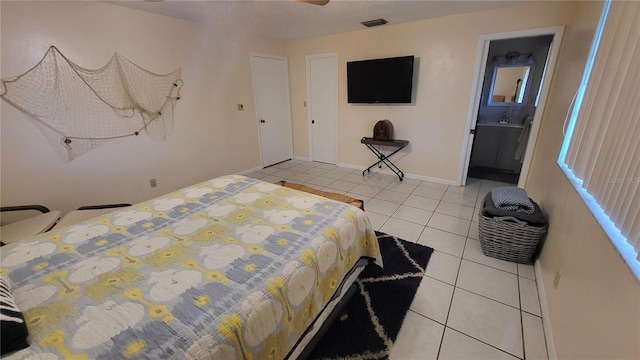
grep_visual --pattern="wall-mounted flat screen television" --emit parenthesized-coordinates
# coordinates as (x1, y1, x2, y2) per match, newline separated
(347, 55, 414, 104)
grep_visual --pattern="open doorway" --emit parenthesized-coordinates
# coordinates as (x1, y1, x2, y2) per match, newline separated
(458, 26, 564, 187)
(469, 35, 553, 184)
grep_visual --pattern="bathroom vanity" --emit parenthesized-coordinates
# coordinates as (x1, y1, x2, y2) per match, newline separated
(470, 122, 524, 173)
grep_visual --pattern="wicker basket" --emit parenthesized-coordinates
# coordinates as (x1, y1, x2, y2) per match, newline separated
(478, 213, 547, 264)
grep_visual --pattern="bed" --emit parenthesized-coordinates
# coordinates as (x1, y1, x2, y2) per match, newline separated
(0, 175, 382, 359)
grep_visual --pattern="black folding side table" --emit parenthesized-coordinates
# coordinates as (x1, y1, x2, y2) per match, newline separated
(361, 137, 409, 181)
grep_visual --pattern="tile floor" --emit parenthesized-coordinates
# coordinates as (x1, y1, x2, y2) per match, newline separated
(246, 159, 548, 360)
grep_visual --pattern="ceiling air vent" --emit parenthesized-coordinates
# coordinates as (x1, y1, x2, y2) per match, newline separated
(361, 18, 388, 28)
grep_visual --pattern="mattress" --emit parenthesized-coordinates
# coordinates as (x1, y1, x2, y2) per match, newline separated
(0, 175, 382, 359)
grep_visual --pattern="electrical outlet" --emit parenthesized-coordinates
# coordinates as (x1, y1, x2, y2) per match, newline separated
(553, 270, 561, 289)
(149, 178, 157, 188)
(237, 104, 244, 111)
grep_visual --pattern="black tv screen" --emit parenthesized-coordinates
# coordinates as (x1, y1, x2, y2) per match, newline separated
(347, 55, 414, 104)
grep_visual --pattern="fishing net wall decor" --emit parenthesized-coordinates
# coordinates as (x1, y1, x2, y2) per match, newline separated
(0, 46, 183, 160)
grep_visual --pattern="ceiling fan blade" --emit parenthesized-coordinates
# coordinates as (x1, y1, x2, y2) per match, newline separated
(294, 0, 330, 6)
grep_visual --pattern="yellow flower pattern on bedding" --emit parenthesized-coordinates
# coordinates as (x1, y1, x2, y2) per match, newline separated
(0, 175, 382, 359)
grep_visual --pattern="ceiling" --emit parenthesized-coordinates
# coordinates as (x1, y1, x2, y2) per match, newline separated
(106, 0, 522, 41)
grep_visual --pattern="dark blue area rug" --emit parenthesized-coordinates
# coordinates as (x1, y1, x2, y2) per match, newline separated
(308, 232, 434, 359)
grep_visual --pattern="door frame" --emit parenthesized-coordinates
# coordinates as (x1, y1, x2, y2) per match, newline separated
(457, 26, 565, 187)
(306, 52, 338, 163)
(250, 52, 294, 167)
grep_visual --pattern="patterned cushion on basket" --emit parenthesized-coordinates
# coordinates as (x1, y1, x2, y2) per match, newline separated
(491, 187, 535, 214)
(482, 193, 547, 227)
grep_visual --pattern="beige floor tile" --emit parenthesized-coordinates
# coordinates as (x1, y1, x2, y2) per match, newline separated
(441, 191, 478, 207)
(323, 168, 353, 179)
(456, 260, 520, 308)
(447, 288, 523, 358)
(305, 176, 335, 187)
(520, 277, 541, 316)
(392, 205, 433, 226)
(404, 195, 440, 212)
(274, 165, 545, 360)
(518, 263, 535, 280)
(413, 186, 446, 200)
(435, 201, 475, 220)
(428, 213, 471, 237)
(386, 182, 419, 194)
(379, 218, 425, 242)
(418, 180, 450, 191)
(468, 221, 479, 239)
(424, 251, 461, 285)
(439, 328, 518, 360)
(340, 173, 366, 184)
(325, 179, 358, 192)
(351, 184, 383, 198)
(365, 212, 389, 231)
(362, 173, 396, 188)
(390, 311, 444, 360)
(375, 189, 411, 204)
(289, 172, 315, 182)
(522, 312, 548, 360)
(410, 276, 454, 324)
(418, 227, 467, 258)
(366, 198, 401, 216)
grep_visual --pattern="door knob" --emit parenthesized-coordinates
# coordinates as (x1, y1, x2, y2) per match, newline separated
(260, 119, 266, 123)
(311, 120, 315, 124)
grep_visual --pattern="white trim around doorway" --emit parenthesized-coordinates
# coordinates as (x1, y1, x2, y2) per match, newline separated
(457, 26, 565, 188)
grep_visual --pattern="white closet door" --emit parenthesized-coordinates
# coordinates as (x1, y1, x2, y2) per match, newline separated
(251, 54, 293, 167)
(308, 54, 338, 164)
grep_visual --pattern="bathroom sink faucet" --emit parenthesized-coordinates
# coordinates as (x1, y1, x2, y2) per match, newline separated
(499, 112, 510, 124)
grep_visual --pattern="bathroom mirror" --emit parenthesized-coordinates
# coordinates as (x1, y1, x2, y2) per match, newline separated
(489, 64, 533, 106)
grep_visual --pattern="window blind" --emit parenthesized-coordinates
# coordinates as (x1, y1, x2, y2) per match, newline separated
(563, 1, 640, 261)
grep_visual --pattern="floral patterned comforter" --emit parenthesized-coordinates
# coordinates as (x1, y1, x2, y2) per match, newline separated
(1, 175, 382, 359)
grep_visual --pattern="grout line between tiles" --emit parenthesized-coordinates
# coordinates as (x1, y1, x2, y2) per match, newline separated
(518, 270, 526, 360)
(444, 326, 524, 360)
(453, 281, 524, 313)
(462, 256, 519, 276)
(458, 252, 518, 276)
(277, 162, 531, 360)
(435, 264, 463, 359)
(521, 309, 543, 318)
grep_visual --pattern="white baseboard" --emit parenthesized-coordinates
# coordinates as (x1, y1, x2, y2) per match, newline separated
(335, 162, 364, 170)
(263, 158, 457, 186)
(534, 260, 557, 360)
(336, 162, 457, 186)
(403, 172, 458, 185)
(238, 165, 263, 175)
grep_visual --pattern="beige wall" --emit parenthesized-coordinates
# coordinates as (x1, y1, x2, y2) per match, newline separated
(526, 1, 640, 359)
(0, 1, 284, 214)
(285, 2, 575, 183)
(3, 2, 638, 356)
